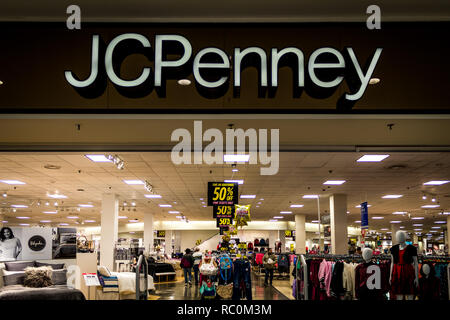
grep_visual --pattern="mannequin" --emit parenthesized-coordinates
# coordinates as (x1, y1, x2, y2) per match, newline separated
(389, 231, 419, 300)
(418, 263, 440, 300)
(355, 247, 386, 300)
(362, 247, 373, 262)
(422, 264, 430, 278)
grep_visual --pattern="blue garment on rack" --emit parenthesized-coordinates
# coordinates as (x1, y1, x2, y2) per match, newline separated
(232, 260, 252, 300)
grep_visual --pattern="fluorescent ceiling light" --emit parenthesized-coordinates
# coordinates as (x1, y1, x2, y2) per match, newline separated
(224, 179, 244, 185)
(2, 221, 8, 223)
(48, 194, 67, 199)
(399, 226, 405, 229)
(85, 155, 112, 162)
(430, 230, 438, 233)
(43, 211, 57, 214)
(412, 224, 423, 226)
(123, 180, 144, 185)
(168, 211, 180, 214)
(224, 154, 250, 162)
(269, 219, 278, 222)
(84, 220, 96, 223)
(381, 228, 388, 231)
(354, 221, 361, 223)
(145, 194, 162, 198)
(175, 216, 183, 219)
(240, 195, 256, 199)
(431, 226, 441, 229)
(423, 180, 450, 185)
(290, 204, 304, 208)
(128, 220, 139, 223)
(78, 204, 93, 208)
(392, 211, 407, 215)
(414, 229, 422, 231)
(202, 205, 207, 208)
(280, 211, 292, 214)
(0, 180, 26, 185)
(118, 216, 127, 219)
(357, 155, 390, 162)
(303, 195, 318, 199)
(11, 205, 28, 208)
(159, 204, 172, 208)
(372, 217, 384, 219)
(67, 216, 78, 219)
(311, 220, 319, 223)
(356, 204, 372, 208)
(40, 220, 52, 223)
(19, 223, 30, 226)
(323, 180, 346, 185)
(421, 205, 440, 208)
(16, 217, 30, 219)
(59, 223, 69, 226)
(232, 169, 239, 172)
(411, 217, 424, 220)
(382, 195, 403, 199)
(390, 221, 401, 223)
(434, 221, 446, 224)
(273, 216, 284, 219)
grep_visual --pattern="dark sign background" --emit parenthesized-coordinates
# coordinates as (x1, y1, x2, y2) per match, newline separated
(28, 235, 46, 252)
(207, 182, 238, 206)
(212, 205, 235, 218)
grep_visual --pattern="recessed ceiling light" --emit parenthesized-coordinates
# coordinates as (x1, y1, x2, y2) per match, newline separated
(381, 228, 388, 231)
(128, 219, 139, 223)
(84, 220, 96, 223)
(256, 205, 260, 208)
(43, 211, 57, 214)
(202, 205, 207, 208)
(48, 194, 67, 199)
(159, 204, 172, 208)
(78, 204, 94, 208)
(382, 195, 403, 199)
(177, 79, 191, 86)
(123, 180, 145, 185)
(85, 155, 112, 162)
(434, 221, 446, 224)
(357, 155, 389, 162)
(414, 228, 422, 231)
(200, 198, 204, 201)
(223, 154, 250, 162)
(421, 205, 440, 208)
(323, 180, 346, 185)
(354, 220, 361, 223)
(273, 216, 284, 219)
(145, 194, 162, 198)
(390, 221, 401, 223)
(269, 219, 278, 222)
(232, 169, 239, 172)
(168, 211, 180, 214)
(175, 216, 183, 219)
(412, 224, 423, 226)
(372, 217, 384, 220)
(423, 180, 450, 186)
(0, 180, 26, 185)
(356, 204, 372, 208)
(118, 216, 127, 219)
(411, 217, 424, 220)
(11, 205, 28, 208)
(430, 230, 438, 233)
(280, 211, 292, 214)
(260, 198, 264, 201)
(399, 226, 405, 229)
(290, 204, 304, 208)
(311, 220, 320, 223)
(224, 179, 244, 185)
(392, 211, 407, 215)
(240, 195, 256, 199)
(303, 195, 318, 199)
(59, 223, 69, 226)
(431, 226, 441, 229)
(16, 217, 30, 219)
(67, 216, 78, 219)
(40, 220, 52, 223)
(2, 221, 8, 223)
(19, 223, 30, 226)
(369, 78, 381, 85)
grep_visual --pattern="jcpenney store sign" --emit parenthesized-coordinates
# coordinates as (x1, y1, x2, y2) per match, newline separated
(65, 33, 382, 107)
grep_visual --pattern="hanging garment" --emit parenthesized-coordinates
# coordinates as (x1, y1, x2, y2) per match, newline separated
(255, 253, 264, 265)
(309, 259, 322, 300)
(318, 259, 333, 298)
(354, 262, 386, 300)
(418, 263, 440, 300)
(199, 257, 218, 276)
(218, 254, 233, 283)
(254, 239, 260, 246)
(247, 242, 253, 251)
(342, 262, 357, 299)
(330, 261, 345, 298)
(200, 280, 216, 300)
(232, 260, 252, 300)
(259, 238, 266, 246)
(434, 263, 449, 300)
(277, 253, 290, 273)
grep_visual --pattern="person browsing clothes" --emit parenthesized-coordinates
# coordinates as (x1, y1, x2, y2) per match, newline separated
(263, 248, 277, 287)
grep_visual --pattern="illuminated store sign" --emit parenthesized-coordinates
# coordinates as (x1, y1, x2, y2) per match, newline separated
(65, 33, 382, 107)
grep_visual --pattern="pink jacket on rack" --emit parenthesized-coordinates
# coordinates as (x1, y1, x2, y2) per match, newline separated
(318, 259, 333, 297)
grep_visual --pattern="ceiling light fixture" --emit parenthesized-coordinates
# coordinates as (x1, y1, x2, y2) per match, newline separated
(382, 195, 403, 199)
(40, 220, 52, 223)
(240, 195, 256, 199)
(280, 211, 292, 214)
(421, 205, 440, 208)
(48, 194, 67, 199)
(372, 217, 384, 220)
(177, 79, 191, 86)
(145, 194, 162, 198)
(423, 180, 450, 185)
(2, 192, 7, 198)
(118, 216, 127, 219)
(411, 217, 424, 220)
(290, 204, 304, 208)
(434, 221, 446, 224)
(390, 221, 401, 223)
(168, 211, 180, 214)
(356, 204, 372, 208)
(159, 204, 172, 208)
(392, 211, 407, 215)
(224, 154, 250, 162)
(11, 205, 28, 208)
(78, 204, 94, 208)
(323, 180, 346, 185)
(107, 155, 125, 170)
(0, 180, 26, 185)
(357, 155, 389, 162)
(85, 155, 112, 162)
(67, 216, 79, 219)
(84, 220, 96, 223)
(16, 217, 30, 219)
(303, 195, 319, 199)
(273, 216, 284, 219)
(123, 180, 144, 185)
(224, 179, 244, 185)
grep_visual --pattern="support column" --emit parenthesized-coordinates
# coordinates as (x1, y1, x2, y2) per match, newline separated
(391, 224, 400, 245)
(278, 230, 286, 253)
(295, 215, 306, 254)
(100, 193, 119, 270)
(413, 234, 419, 246)
(330, 194, 348, 254)
(144, 213, 154, 253)
(165, 230, 173, 257)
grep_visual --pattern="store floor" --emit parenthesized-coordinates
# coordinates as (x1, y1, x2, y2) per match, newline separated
(152, 274, 291, 300)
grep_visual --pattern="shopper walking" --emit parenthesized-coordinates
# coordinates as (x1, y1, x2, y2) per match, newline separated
(181, 248, 194, 286)
(192, 247, 203, 285)
(263, 248, 277, 287)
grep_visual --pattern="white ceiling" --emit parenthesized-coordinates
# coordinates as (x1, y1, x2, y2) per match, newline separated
(0, 151, 448, 241)
(0, 0, 448, 22)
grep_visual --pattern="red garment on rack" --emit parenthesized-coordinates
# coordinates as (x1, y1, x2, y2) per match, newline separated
(390, 249, 416, 295)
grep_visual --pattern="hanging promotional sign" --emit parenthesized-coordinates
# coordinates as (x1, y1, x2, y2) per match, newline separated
(212, 205, 235, 218)
(216, 217, 233, 228)
(360, 202, 369, 230)
(156, 230, 166, 238)
(207, 182, 238, 206)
